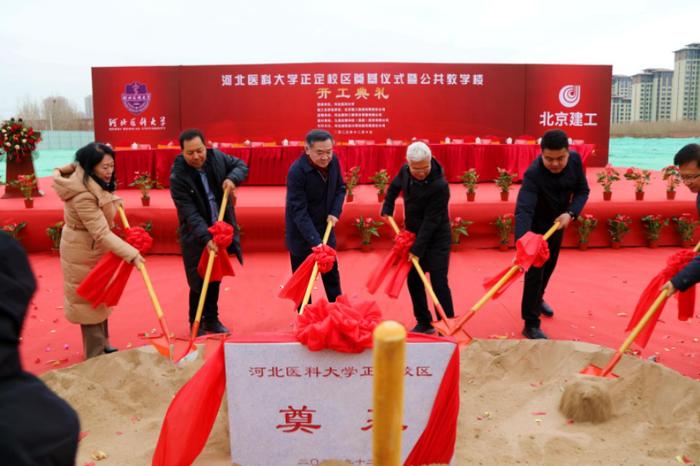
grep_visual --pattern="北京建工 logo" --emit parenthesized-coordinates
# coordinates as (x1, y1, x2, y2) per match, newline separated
(121, 82, 152, 115)
(558, 84, 581, 108)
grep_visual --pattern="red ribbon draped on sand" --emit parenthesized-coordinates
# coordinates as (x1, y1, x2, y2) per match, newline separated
(482, 231, 550, 298)
(294, 295, 382, 353)
(153, 332, 460, 466)
(625, 249, 697, 348)
(197, 221, 235, 282)
(77, 227, 153, 307)
(278, 244, 337, 307)
(366, 230, 416, 298)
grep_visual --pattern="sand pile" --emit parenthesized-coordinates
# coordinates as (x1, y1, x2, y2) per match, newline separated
(41, 340, 700, 466)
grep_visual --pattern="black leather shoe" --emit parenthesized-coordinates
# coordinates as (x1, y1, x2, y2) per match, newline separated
(410, 323, 436, 335)
(104, 346, 118, 354)
(540, 301, 555, 318)
(522, 326, 548, 339)
(200, 320, 231, 335)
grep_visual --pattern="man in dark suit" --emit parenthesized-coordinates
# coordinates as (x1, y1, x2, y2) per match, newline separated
(380, 141, 454, 334)
(170, 128, 248, 334)
(284, 129, 346, 307)
(0, 232, 80, 465)
(664, 143, 700, 294)
(515, 129, 590, 339)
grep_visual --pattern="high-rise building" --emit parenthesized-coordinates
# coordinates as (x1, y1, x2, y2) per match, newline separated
(671, 43, 700, 121)
(611, 96, 632, 124)
(84, 95, 93, 119)
(631, 68, 673, 121)
(612, 75, 632, 99)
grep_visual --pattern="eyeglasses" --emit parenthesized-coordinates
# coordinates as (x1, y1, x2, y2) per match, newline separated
(681, 174, 700, 182)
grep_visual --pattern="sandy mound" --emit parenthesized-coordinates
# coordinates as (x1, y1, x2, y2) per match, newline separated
(41, 340, 700, 466)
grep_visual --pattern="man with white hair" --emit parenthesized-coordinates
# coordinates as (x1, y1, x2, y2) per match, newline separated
(380, 142, 455, 334)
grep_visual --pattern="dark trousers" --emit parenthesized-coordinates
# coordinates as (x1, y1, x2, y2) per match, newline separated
(188, 281, 221, 324)
(407, 259, 455, 326)
(521, 229, 563, 328)
(80, 319, 109, 359)
(290, 253, 341, 310)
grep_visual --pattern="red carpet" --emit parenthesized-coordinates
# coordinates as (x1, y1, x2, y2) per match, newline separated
(20, 248, 700, 380)
(2, 168, 699, 253)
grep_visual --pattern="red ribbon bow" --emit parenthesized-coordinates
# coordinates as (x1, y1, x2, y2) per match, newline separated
(366, 230, 416, 298)
(626, 249, 697, 348)
(279, 245, 338, 308)
(77, 227, 153, 307)
(197, 221, 235, 281)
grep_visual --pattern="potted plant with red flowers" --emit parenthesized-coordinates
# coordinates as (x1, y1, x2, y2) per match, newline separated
(451, 217, 474, 248)
(607, 214, 632, 249)
(344, 166, 361, 203)
(371, 169, 390, 202)
(1, 221, 26, 241)
(355, 216, 384, 252)
(641, 214, 668, 248)
(494, 167, 516, 201)
(459, 168, 479, 202)
(623, 167, 651, 201)
(46, 221, 64, 253)
(596, 164, 620, 201)
(493, 213, 514, 251)
(576, 214, 598, 251)
(673, 213, 699, 248)
(10, 174, 37, 208)
(129, 171, 163, 206)
(662, 165, 681, 200)
(0, 118, 42, 199)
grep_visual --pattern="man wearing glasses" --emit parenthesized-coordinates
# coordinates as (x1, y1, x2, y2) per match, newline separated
(664, 143, 700, 294)
(515, 129, 590, 339)
(381, 141, 455, 334)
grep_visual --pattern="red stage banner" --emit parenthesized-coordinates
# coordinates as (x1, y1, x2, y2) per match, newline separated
(93, 63, 611, 165)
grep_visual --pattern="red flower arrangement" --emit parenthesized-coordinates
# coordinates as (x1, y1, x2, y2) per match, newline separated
(1, 221, 27, 240)
(0, 118, 41, 163)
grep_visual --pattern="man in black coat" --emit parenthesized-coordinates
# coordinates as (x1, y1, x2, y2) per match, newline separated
(170, 129, 248, 334)
(381, 142, 455, 334)
(0, 232, 80, 465)
(515, 129, 590, 339)
(664, 143, 700, 294)
(285, 129, 346, 308)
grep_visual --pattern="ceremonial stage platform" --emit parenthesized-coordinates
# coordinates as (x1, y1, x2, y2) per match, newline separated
(3, 168, 699, 254)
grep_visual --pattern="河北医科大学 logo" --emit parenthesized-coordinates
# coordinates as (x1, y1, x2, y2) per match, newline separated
(121, 82, 151, 115)
(558, 85, 581, 108)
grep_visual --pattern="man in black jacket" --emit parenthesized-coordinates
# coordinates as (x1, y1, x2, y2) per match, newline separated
(664, 143, 700, 294)
(285, 129, 346, 308)
(0, 232, 80, 465)
(381, 142, 454, 334)
(515, 130, 590, 339)
(170, 129, 248, 334)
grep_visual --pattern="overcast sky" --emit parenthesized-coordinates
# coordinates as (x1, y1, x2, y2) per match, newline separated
(1, 0, 698, 119)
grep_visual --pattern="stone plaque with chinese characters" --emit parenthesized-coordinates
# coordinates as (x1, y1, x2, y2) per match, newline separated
(224, 341, 455, 466)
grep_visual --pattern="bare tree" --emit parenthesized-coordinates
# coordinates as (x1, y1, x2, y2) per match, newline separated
(16, 96, 42, 121)
(42, 96, 82, 130)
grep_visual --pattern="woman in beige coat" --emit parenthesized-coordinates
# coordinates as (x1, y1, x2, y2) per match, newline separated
(53, 143, 145, 359)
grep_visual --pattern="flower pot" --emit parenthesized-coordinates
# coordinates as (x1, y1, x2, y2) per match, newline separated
(500, 191, 509, 202)
(603, 191, 612, 201)
(498, 243, 509, 252)
(578, 242, 589, 251)
(346, 193, 354, 203)
(23, 198, 33, 208)
(635, 191, 644, 201)
(666, 190, 676, 200)
(3, 155, 41, 199)
(360, 243, 372, 253)
(141, 196, 150, 207)
(647, 239, 659, 249)
(377, 192, 386, 203)
(467, 192, 476, 202)
(611, 241, 621, 249)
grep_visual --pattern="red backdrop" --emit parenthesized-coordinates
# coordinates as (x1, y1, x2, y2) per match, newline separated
(93, 63, 611, 165)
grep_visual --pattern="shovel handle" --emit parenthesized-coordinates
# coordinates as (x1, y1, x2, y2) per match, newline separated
(299, 220, 334, 315)
(617, 289, 670, 356)
(385, 216, 452, 326)
(191, 187, 231, 335)
(543, 221, 561, 240)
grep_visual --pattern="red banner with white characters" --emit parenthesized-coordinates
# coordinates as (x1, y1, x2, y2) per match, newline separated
(93, 63, 611, 164)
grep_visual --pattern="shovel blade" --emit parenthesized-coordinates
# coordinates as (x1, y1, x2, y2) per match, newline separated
(432, 318, 473, 347)
(580, 364, 618, 378)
